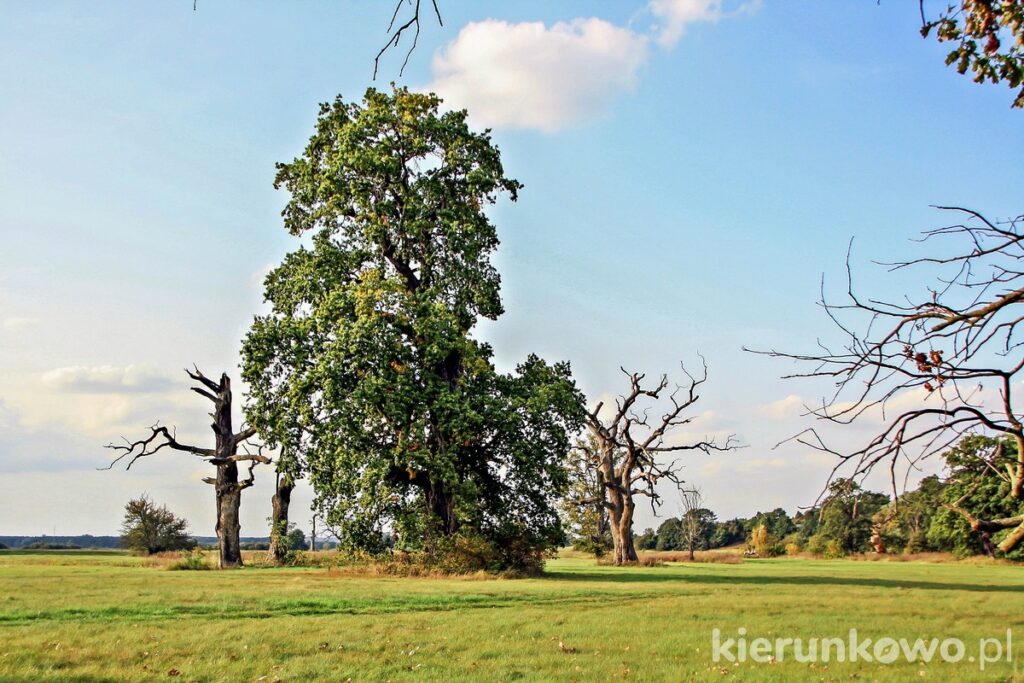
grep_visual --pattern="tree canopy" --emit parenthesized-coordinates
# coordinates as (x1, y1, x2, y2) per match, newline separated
(243, 87, 583, 569)
(120, 496, 196, 555)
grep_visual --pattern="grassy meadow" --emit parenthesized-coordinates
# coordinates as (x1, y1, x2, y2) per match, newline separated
(0, 550, 1021, 682)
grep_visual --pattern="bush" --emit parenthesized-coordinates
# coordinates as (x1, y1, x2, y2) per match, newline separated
(824, 539, 845, 559)
(168, 549, 211, 571)
(749, 524, 783, 557)
(120, 496, 196, 555)
(785, 542, 802, 556)
(805, 535, 826, 556)
(904, 529, 928, 554)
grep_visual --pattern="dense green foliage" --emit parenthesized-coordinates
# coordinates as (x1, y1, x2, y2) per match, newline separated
(886, 436, 1024, 558)
(243, 87, 584, 570)
(119, 496, 196, 555)
(558, 435, 611, 556)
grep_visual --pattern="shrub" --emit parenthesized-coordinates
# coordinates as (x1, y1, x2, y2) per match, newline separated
(805, 535, 826, 556)
(749, 524, 783, 557)
(120, 496, 196, 555)
(824, 539, 845, 559)
(168, 548, 211, 571)
(904, 529, 928, 554)
(785, 542, 802, 556)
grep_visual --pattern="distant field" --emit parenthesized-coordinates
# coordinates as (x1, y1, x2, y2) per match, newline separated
(0, 550, 1021, 682)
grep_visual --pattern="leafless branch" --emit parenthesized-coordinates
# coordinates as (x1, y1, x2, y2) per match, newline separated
(753, 208, 1024, 552)
(374, 0, 443, 79)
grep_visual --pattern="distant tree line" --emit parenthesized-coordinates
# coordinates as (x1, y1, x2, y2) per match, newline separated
(567, 435, 1024, 560)
(0, 536, 121, 550)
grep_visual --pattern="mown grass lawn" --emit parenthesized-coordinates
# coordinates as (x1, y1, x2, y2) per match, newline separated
(0, 551, 1021, 682)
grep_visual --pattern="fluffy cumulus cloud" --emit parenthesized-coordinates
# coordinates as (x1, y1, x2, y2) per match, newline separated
(41, 364, 174, 394)
(426, 0, 755, 132)
(26, 364, 198, 437)
(429, 18, 648, 133)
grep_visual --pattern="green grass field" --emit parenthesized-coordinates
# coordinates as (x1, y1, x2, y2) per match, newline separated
(0, 551, 1021, 682)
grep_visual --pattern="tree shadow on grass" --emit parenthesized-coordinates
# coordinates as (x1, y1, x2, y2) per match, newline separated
(543, 568, 1024, 594)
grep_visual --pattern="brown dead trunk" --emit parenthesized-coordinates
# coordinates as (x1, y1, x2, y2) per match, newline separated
(997, 520, 1024, 553)
(105, 368, 267, 570)
(870, 527, 886, 554)
(216, 461, 243, 568)
(211, 376, 245, 569)
(268, 472, 294, 565)
(606, 486, 638, 565)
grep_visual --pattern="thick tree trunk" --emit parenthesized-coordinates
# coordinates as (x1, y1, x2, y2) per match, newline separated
(688, 541, 695, 561)
(607, 487, 638, 565)
(268, 472, 294, 565)
(216, 461, 244, 568)
(427, 479, 458, 537)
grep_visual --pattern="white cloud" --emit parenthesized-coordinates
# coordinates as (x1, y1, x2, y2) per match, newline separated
(2, 317, 38, 331)
(649, 0, 723, 46)
(426, 0, 758, 132)
(0, 400, 96, 473)
(41, 364, 174, 394)
(755, 393, 807, 420)
(429, 18, 649, 133)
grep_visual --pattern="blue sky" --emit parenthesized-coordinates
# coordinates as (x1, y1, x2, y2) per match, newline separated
(1, 1, 1022, 536)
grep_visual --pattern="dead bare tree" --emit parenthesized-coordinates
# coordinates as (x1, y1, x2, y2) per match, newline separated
(678, 486, 706, 561)
(104, 368, 270, 568)
(583, 360, 736, 565)
(755, 207, 1024, 553)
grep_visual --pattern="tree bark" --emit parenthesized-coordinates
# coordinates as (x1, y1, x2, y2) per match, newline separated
(268, 472, 294, 565)
(606, 485, 638, 565)
(216, 461, 243, 568)
(427, 479, 458, 538)
(211, 375, 245, 568)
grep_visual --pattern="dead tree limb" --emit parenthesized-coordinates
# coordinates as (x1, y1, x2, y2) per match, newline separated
(374, 0, 443, 79)
(753, 208, 1024, 553)
(104, 368, 270, 568)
